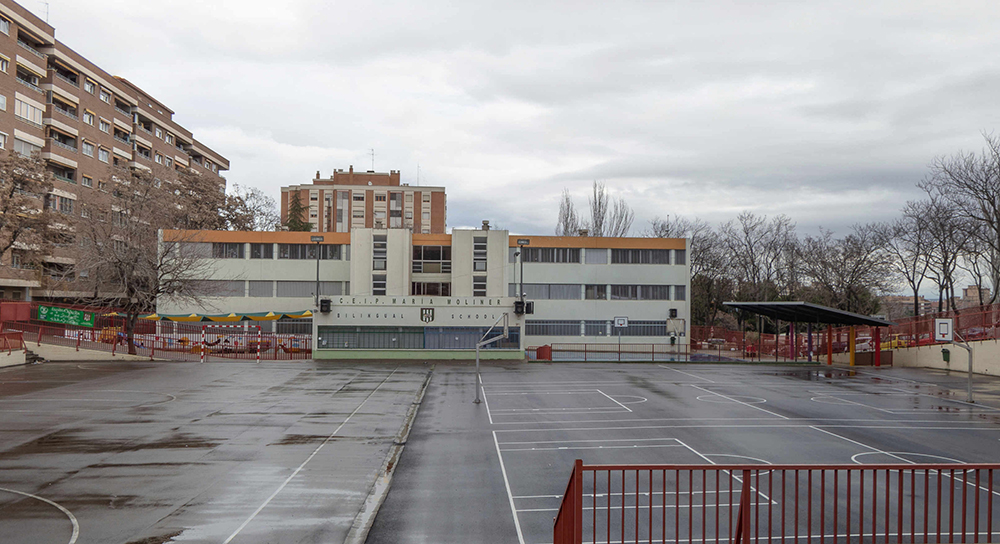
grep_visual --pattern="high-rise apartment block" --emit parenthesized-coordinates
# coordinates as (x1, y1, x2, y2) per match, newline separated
(0, 0, 229, 301)
(281, 166, 446, 234)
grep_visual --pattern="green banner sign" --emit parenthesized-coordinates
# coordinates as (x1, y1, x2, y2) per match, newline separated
(37, 305, 95, 328)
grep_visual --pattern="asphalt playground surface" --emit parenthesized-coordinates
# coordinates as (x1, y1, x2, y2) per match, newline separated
(2, 360, 1000, 544)
(366, 363, 1000, 544)
(0, 360, 431, 543)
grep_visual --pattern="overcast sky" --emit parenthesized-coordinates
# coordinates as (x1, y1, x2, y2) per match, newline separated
(35, 1, 1000, 236)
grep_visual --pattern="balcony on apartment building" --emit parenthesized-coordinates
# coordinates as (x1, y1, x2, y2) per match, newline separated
(113, 129, 131, 146)
(47, 130, 78, 155)
(115, 100, 132, 118)
(48, 63, 79, 88)
(47, 165, 76, 184)
(133, 144, 152, 161)
(52, 99, 78, 121)
(15, 66, 44, 95)
(16, 38, 47, 61)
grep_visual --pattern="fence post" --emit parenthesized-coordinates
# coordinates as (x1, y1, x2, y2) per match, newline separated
(573, 459, 583, 544)
(734, 469, 752, 544)
(201, 325, 206, 364)
(111, 331, 116, 356)
(257, 327, 262, 363)
(76, 332, 80, 352)
(151, 336, 157, 361)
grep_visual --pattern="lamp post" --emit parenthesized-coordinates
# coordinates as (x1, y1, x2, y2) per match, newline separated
(517, 238, 530, 302)
(311, 235, 324, 308)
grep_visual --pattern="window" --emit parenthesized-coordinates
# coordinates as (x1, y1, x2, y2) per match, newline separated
(82, 142, 95, 157)
(14, 99, 43, 126)
(165, 157, 173, 167)
(0, 132, 6, 150)
(0, 58, 6, 73)
(411, 245, 451, 273)
(310, 193, 318, 201)
(80, 207, 90, 219)
(165, 133, 173, 144)
(405, 193, 413, 202)
(212, 243, 245, 259)
(372, 275, 387, 296)
(352, 209, 364, 219)
(522, 247, 581, 263)
(411, 282, 451, 296)
(0, 17, 9, 35)
(98, 148, 109, 163)
(674, 285, 686, 301)
(585, 248, 607, 264)
(82, 176, 92, 188)
(353, 193, 365, 201)
(155, 127, 163, 138)
(277, 244, 341, 259)
(250, 243, 274, 259)
(525, 320, 581, 337)
(374, 193, 386, 202)
(99, 89, 111, 103)
(509, 283, 581, 300)
(473, 276, 487, 297)
(58, 196, 74, 214)
(84, 80, 96, 94)
(248, 281, 273, 298)
(422, 193, 431, 202)
(155, 153, 163, 164)
(473, 236, 487, 271)
(585, 284, 607, 300)
(0, 95, 5, 111)
(610, 285, 671, 300)
(83, 111, 94, 125)
(98, 180, 107, 191)
(373, 235, 387, 270)
(674, 249, 686, 266)
(13, 138, 40, 157)
(611, 249, 671, 264)
(100, 119, 111, 133)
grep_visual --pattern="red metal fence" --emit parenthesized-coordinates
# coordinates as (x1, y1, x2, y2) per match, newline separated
(554, 461, 1000, 544)
(531, 344, 694, 362)
(0, 331, 24, 354)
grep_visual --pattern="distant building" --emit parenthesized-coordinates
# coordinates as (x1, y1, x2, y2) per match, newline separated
(956, 285, 992, 309)
(280, 166, 447, 234)
(881, 295, 933, 320)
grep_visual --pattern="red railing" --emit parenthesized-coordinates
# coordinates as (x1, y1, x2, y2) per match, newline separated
(530, 344, 693, 362)
(554, 462, 1000, 544)
(0, 331, 25, 354)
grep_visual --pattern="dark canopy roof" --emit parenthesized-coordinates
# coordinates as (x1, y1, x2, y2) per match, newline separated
(723, 301, 895, 327)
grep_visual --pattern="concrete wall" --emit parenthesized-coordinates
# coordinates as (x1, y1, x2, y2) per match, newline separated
(0, 350, 26, 367)
(890, 340, 1000, 376)
(31, 344, 155, 362)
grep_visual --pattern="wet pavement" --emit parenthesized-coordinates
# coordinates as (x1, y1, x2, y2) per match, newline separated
(366, 363, 1000, 544)
(0, 360, 431, 544)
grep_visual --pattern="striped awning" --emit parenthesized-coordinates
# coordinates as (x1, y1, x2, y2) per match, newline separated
(135, 310, 314, 322)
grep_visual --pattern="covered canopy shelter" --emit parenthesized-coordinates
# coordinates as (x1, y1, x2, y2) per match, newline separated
(723, 301, 895, 365)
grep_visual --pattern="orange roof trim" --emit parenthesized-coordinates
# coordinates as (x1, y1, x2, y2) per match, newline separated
(163, 230, 352, 244)
(507, 235, 685, 250)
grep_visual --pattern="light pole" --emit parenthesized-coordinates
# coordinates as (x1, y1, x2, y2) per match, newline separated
(311, 235, 324, 308)
(516, 238, 529, 302)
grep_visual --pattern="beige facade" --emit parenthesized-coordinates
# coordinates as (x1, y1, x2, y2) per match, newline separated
(157, 228, 691, 356)
(0, 0, 229, 302)
(280, 166, 447, 234)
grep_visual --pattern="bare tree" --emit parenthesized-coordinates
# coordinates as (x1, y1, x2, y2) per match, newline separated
(71, 166, 211, 354)
(555, 188, 580, 236)
(582, 181, 633, 237)
(648, 215, 731, 326)
(919, 195, 973, 312)
(607, 197, 634, 237)
(797, 224, 894, 315)
(881, 207, 933, 318)
(922, 132, 1000, 304)
(223, 184, 281, 231)
(0, 151, 54, 265)
(720, 212, 796, 302)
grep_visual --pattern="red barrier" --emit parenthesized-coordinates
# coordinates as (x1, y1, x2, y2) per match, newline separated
(0, 331, 24, 354)
(554, 461, 1000, 544)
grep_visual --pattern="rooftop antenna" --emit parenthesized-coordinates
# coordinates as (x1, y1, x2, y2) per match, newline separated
(38, 1, 49, 22)
(370, 148, 375, 171)
(417, 163, 420, 186)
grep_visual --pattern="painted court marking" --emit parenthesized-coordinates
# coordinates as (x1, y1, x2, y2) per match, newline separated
(0, 486, 79, 544)
(222, 368, 400, 544)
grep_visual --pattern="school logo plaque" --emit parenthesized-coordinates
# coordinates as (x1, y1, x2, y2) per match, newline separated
(421, 308, 435, 323)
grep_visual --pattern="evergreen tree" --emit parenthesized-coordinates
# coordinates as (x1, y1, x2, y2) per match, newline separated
(285, 192, 311, 231)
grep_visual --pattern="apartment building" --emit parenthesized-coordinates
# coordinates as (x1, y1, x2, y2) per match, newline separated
(157, 227, 690, 359)
(280, 166, 447, 234)
(0, 0, 229, 302)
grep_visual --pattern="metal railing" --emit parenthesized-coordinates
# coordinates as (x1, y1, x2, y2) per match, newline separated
(54, 71, 79, 87)
(114, 134, 130, 145)
(0, 331, 25, 354)
(54, 106, 78, 120)
(16, 77, 44, 95)
(531, 343, 692, 362)
(17, 40, 46, 59)
(50, 139, 77, 153)
(554, 461, 1000, 544)
(52, 173, 74, 183)
(115, 105, 131, 117)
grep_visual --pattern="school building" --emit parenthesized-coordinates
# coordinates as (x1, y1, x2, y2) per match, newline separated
(156, 225, 690, 359)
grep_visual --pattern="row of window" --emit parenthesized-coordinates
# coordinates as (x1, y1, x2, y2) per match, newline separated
(317, 326, 519, 350)
(508, 248, 686, 265)
(508, 283, 687, 301)
(525, 320, 677, 337)
(185, 280, 349, 298)
(208, 242, 348, 260)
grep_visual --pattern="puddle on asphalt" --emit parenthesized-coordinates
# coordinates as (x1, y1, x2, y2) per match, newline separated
(767, 369, 856, 381)
(0, 430, 220, 457)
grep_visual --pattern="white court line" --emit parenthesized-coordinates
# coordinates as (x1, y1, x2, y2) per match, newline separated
(493, 430, 526, 544)
(499, 437, 683, 446)
(491, 407, 628, 413)
(597, 389, 633, 413)
(501, 444, 685, 452)
(659, 365, 716, 383)
(515, 489, 732, 499)
(517, 502, 754, 513)
(0, 486, 79, 544)
(676, 438, 773, 502)
(488, 416, 995, 425)
(494, 423, 1000, 433)
(487, 390, 600, 395)
(690, 385, 789, 419)
(223, 368, 400, 544)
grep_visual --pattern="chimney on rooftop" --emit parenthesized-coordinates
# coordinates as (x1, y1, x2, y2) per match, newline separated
(578, 228, 589, 237)
(315, 171, 320, 180)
